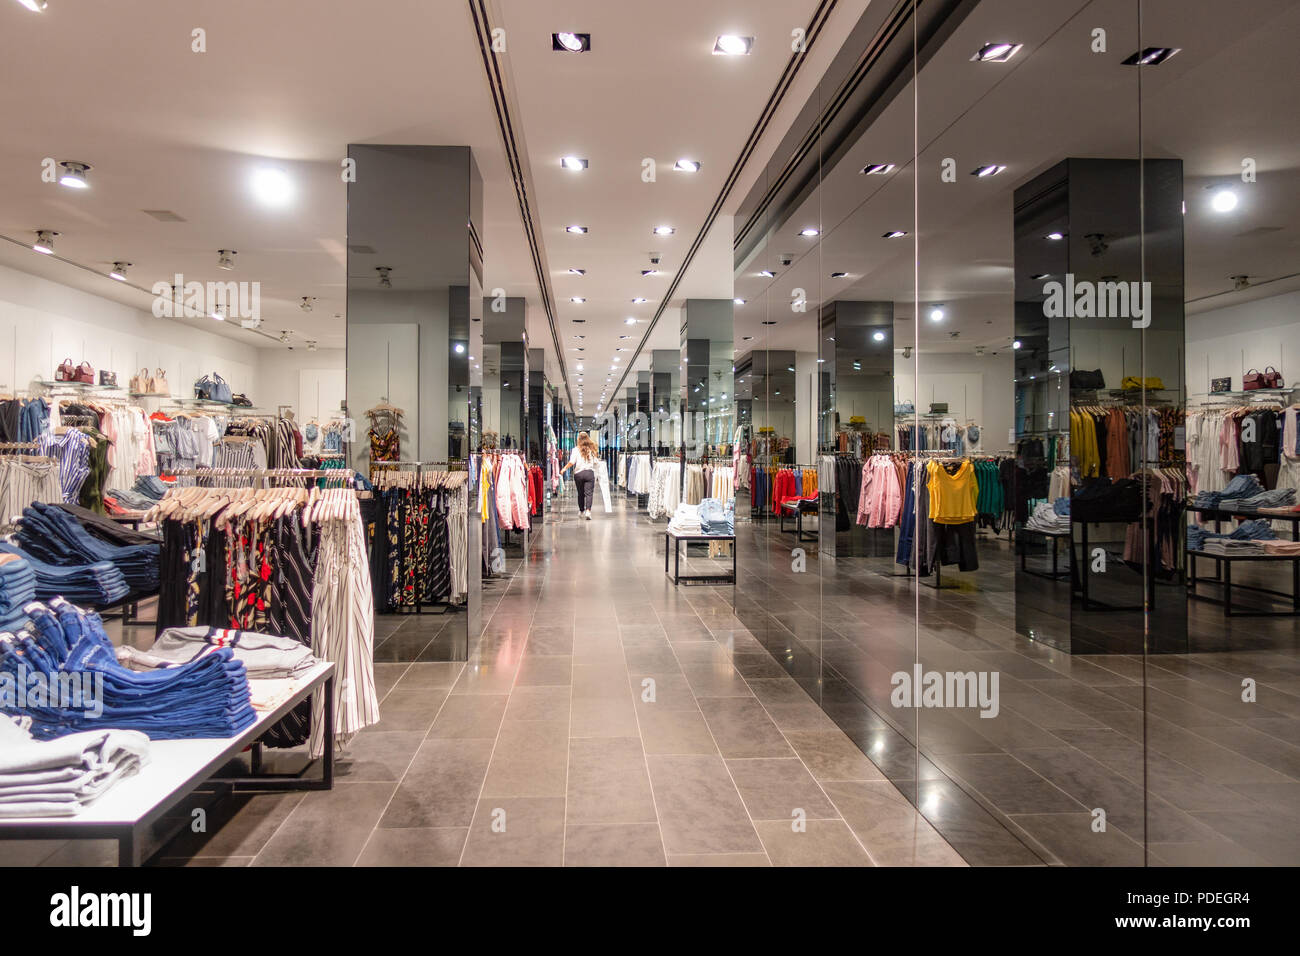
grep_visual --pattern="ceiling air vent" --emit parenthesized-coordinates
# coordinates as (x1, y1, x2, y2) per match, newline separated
(347, 244, 377, 255)
(142, 209, 187, 222)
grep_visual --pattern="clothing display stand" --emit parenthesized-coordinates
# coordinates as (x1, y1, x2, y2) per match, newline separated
(372, 460, 456, 617)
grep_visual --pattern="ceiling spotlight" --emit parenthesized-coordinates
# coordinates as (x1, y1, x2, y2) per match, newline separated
(561, 156, 588, 170)
(882, 230, 908, 239)
(1030, 273, 1050, 281)
(251, 167, 294, 206)
(571, 318, 586, 323)
(830, 272, 848, 279)
(930, 305, 945, 321)
(1210, 187, 1238, 213)
(641, 269, 662, 277)
(1232, 274, 1251, 291)
(307, 341, 318, 352)
(571, 296, 586, 303)
(568, 268, 586, 275)
(872, 331, 886, 342)
(653, 227, 677, 239)
(211, 307, 226, 321)
(619, 334, 631, 339)
(106, 261, 132, 282)
(566, 225, 588, 234)
(577, 364, 584, 371)
(15, 1, 49, 11)
(32, 230, 57, 255)
(1122, 47, 1180, 66)
(58, 161, 91, 189)
(1045, 232, 1065, 241)
(734, 298, 745, 305)
(714, 35, 754, 56)
(971, 164, 1007, 177)
(300, 296, 314, 312)
(971, 42, 1023, 62)
(376, 266, 393, 289)
(630, 298, 647, 305)
(279, 331, 291, 343)
(553, 32, 591, 53)
(217, 249, 237, 270)
(454, 343, 466, 354)
(758, 269, 776, 278)
(742, 336, 753, 341)
(674, 160, 701, 172)
(799, 227, 820, 237)
(860, 163, 896, 175)
(762, 320, 778, 326)
(1012, 339, 1022, 349)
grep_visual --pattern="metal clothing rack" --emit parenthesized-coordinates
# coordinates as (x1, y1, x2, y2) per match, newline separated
(371, 460, 466, 615)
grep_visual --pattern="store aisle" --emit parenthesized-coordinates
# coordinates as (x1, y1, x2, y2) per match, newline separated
(16, 496, 965, 867)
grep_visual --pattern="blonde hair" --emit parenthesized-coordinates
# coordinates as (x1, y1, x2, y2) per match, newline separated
(577, 431, 598, 461)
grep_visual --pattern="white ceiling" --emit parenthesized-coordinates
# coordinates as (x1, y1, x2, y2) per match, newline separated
(735, 0, 1300, 358)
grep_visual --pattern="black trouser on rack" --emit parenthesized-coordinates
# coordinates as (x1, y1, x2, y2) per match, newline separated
(574, 472, 595, 513)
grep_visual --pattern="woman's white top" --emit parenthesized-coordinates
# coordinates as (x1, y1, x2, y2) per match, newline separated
(569, 447, 597, 475)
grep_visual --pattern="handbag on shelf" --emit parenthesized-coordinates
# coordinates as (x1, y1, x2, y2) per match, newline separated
(1070, 369, 1106, 390)
(893, 402, 914, 417)
(1120, 376, 1165, 391)
(98, 370, 118, 387)
(929, 403, 949, 414)
(129, 367, 148, 392)
(1210, 377, 1231, 393)
(55, 358, 76, 382)
(1243, 367, 1283, 391)
(73, 361, 95, 385)
(150, 368, 169, 395)
(231, 393, 253, 407)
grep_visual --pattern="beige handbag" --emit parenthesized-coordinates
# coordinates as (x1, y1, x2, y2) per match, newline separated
(130, 367, 149, 392)
(149, 368, 170, 395)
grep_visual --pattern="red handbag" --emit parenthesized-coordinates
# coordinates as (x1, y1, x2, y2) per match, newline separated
(73, 361, 96, 384)
(56, 358, 75, 382)
(1243, 367, 1283, 390)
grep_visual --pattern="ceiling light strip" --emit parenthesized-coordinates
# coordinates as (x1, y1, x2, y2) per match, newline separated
(607, 0, 839, 403)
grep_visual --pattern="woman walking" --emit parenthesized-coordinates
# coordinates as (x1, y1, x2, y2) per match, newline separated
(559, 430, 600, 520)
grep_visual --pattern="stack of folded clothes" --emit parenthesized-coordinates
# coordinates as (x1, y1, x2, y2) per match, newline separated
(1026, 501, 1070, 534)
(0, 714, 150, 819)
(1233, 487, 1297, 511)
(13, 501, 159, 598)
(116, 627, 319, 679)
(1262, 540, 1300, 556)
(0, 554, 36, 632)
(698, 497, 735, 535)
(1193, 474, 1264, 512)
(1186, 518, 1276, 553)
(1, 598, 257, 740)
(667, 503, 703, 535)
(54, 504, 161, 547)
(1199, 538, 1264, 555)
(0, 543, 128, 607)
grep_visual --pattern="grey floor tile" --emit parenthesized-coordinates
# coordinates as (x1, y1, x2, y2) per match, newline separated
(785, 731, 888, 782)
(697, 698, 795, 759)
(564, 823, 666, 866)
(637, 707, 719, 755)
(379, 738, 494, 829)
(356, 827, 467, 866)
(567, 737, 657, 824)
(252, 782, 396, 867)
(504, 685, 572, 722)
(366, 686, 450, 734)
(753, 819, 873, 867)
(481, 720, 570, 797)
(461, 797, 566, 867)
(646, 754, 763, 855)
(427, 694, 509, 739)
(667, 852, 772, 867)
(725, 757, 839, 821)
(514, 654, 573, 687)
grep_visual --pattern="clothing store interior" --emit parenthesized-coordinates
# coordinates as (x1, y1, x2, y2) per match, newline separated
(0, 0, 1297, 870)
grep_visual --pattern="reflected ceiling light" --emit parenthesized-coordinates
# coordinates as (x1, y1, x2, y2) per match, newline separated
(376, 266, 393, 288)
(734, 298, 745, 305)
(971, 164, 1006, 177)
(32, 230, 57, 254)
(561, 156, 588, 170)
(625, 318, 638, 325)
(15, 1, 49, 11)
(570, 296, 586, 303)
(1044, 232, 1065, 241)
(1210, 187, 1238, 213)
(109, 261, 131, 281)
(218, 249, 237, 270)
(566, 225, 588, 234)
(553, 32, 591, 52)
(971, 42, 1023, 62)
(799, 227, 820, 237)
(454, 343, 465, 354)
(758, 269, 775, 278)
(251, 167, 294, 206)
(1122, 47, 1180, 66)
(574, 334, 585, 339)
(674, 160, 701, 172)
(1013, 340, 1022, 349)
(1030, 273, 1050, 281)
(619, 334, 631, 339)
(212, 307, 227, 321)
(307, 341, 318, 352)
(653, 225, 676, 236)
(872, 331, 886, 342)
(641, 269, 662, 277)
(631, 297, 647, 304)
(58, 161, 91, 189)
(568, 268, 586, 275)
(882, 230, 908, 239)
(929, 305, 945, 321)
(860, 163, 895, 175)
(713, 35, 754, 56)
(830, 272, 848, 279)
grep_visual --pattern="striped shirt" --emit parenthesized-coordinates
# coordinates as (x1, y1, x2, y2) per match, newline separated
(36, 431, 92, 504)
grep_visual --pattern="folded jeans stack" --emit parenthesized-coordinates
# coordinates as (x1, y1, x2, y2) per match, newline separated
(1186, 518, 1276, 553)
(0, 714, 150, 819)
(698, 497, 735, 535)
(0, 555, 37, 632)
(1235, 487, 1297, 510)
(0, 542, 129, 607)
(1, 598, 257, 740)
(14, 501, 159, 597)
(1194, 474, 1264, 511)
(1199, 538, 1264, 556)
(116, 626, 319, 679)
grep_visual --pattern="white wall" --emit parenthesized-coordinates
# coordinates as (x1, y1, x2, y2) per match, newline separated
(895, 351, 1015, 452)
(254, 348, 347, 418)
(1186, 290, 1300, 399)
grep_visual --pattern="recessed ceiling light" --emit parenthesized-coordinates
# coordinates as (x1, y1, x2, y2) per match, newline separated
(734, 298, 745, 305)
(1210, 187, 1238, 213)
(1122, 47, 1180, 66)
(571, 296, 586, 303)
(625, 317, 637, 325)
(454, 343, 466, 354)
(971, 164, 1006, 177)
(619, 334, 631, 339)
(1030, 273, 1050, 281)
(872, 331, 886, 342)
(571, 318, 586, 323)
(58, 161, 91, 189)
(568, 268, 586, 275)
(573, 334, 585, 339)
(565, 225, 589, 236)
(219, 249, 238, 271)
(1013, 340, 1022, 349)
(15, 1, 49, 11)
(971, 42, 1023, 62)
(641, 269, 662, 277)
(929, 305, 945, 321)
(109, 261, 131, 282)
(251, 167, 294, 207)
(32, 230, 57, 255)
(713, 35, 754, 56)
(674, 160, 701, 172)
(653, 226, 676, 236)
(561, 156, 588, 170)
(376, 265, 392, 288)
(1045, 232, 1065, 241)
(799, 228, 820, 237)
(742, 336, 753, 341)
(830, 272, 848, 279)
(860, 163, 896, 175)
(553, 32, 591, 53)
(758, 269, 775, 278)
(882, 230, 908, 239)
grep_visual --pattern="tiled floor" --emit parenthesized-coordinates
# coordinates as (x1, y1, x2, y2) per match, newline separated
(5, 496, 966, 867)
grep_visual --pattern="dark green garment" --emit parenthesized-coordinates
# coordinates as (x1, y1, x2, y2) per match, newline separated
(77, 428, 111, 515)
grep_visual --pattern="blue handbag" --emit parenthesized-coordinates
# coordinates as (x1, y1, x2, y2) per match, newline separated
(195, 373, 233, 404)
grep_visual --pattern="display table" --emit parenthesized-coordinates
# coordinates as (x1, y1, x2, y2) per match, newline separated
(664, 531, 736, 585)
(1017, 527, 1071, 581)
(1195, 507, 1300, 540)
(779, 498, 818, 543)
(1188, 549, 1300, 617)
(0, 661, 335, 866)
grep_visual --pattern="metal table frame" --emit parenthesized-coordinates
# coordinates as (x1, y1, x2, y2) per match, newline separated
(0, 664, 335, 867)
(778, 499, 819, 544)
(1188, 549, 1300, 617)
(665, 531, 736, 585)
(1017, 527, 1071, 581)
